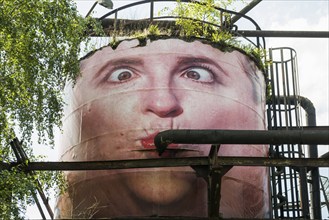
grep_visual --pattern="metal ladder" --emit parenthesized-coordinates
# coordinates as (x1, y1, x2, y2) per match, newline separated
(320, 175, 329, 214)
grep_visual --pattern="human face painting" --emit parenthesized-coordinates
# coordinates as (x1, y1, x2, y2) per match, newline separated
(57, 39, 269, 218)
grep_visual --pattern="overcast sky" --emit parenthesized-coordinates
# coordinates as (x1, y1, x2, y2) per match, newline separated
(27, 0, 328, 218)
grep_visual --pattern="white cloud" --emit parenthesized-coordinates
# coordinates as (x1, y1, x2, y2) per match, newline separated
(267, 14, 329, 126)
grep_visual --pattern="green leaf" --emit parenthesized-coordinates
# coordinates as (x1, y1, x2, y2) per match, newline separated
(0, 0, 103, 218)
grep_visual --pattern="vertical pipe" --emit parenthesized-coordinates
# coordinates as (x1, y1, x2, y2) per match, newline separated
(275, 62, 282, 126)
(267, 49, 277, 219)
(277, 53, 289, 218)
(284, 56, 298, 218)
(290, 49, 304, 217)
(272, 96, 322, 219)
(150, 0, 154, 22)
(113, 11, 118, 39)
(299, 167, 311, 218)
(300, 97, 322, 220)
(280, 49, 289, 129)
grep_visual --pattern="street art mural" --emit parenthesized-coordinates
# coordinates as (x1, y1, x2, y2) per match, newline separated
(55, 37, 270, 218)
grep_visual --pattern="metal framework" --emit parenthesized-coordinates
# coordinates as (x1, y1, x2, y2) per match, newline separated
(96, 0, 266, 49)
(3, 130, 329, 219)
(1, 0, 328, 219)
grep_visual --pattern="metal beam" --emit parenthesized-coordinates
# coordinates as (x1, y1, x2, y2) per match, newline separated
(20, 157, 329, 171)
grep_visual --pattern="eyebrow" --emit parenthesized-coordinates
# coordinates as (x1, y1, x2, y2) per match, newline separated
(175, 56, 228, 76)
(93, 57, 144, 79)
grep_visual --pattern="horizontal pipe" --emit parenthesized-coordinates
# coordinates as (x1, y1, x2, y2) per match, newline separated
(237, 30, 329, 38)
(21, 157, 329, 171)
(154, 130, 329, 155)
(276, 126, 329, 131)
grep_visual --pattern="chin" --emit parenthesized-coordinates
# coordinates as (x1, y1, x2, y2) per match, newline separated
(119, 168, 200, 204)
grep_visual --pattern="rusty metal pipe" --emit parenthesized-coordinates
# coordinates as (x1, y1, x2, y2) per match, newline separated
(20, 157, 329, 171)
(154, 129, 329, 155)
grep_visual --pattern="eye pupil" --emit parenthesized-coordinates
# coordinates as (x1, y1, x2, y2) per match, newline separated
(118, 71, 132, 81)
(186, 71, 200, 80)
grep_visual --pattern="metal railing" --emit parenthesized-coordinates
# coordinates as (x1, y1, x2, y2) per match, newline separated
(96, 0, 266, 50)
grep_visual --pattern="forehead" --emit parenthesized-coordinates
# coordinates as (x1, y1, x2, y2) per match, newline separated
(80, 39, 250, 72)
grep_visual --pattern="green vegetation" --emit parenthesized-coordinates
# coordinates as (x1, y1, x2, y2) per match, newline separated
(114, 0, 269, 71)
(0, 0, 103, 218)
(159, 0, 268, 70)
(161, 0, 235, 39)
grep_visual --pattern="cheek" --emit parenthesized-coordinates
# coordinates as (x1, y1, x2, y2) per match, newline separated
(180, 93, 263, 130)
(81, 101, 112, 142)
(80, 94, 141, 141)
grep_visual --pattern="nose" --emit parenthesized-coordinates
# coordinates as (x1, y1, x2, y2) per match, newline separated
(143, 88, 183, 118)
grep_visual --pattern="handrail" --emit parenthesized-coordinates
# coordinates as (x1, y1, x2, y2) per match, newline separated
(97, 0, 266, 49)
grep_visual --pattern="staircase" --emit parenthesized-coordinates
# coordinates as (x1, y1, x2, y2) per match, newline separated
(320, 175, 329, 214)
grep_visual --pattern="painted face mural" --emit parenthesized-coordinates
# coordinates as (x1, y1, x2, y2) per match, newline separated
(56, 38, 269, 218)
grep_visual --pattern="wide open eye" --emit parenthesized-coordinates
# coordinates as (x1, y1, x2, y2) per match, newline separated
(182, 67, 214, 83)
(107, 68, 134, 82)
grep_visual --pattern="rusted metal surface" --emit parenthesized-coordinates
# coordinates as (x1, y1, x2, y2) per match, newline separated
(207, 145, 231, 218)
